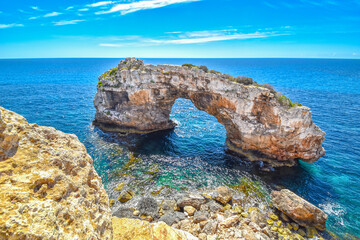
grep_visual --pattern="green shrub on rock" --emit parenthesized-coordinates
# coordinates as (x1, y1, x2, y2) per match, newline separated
(199, 65, 209, 72)
(109, 67, 118, 76)
(182, 63, 196, 69)
(235, 76, 254, 85)
(210, 70, 220, 74)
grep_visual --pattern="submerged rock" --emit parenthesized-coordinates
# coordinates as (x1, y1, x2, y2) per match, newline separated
(94, 58, 326, 167)
(0, 107, 112, 239)
(271, 189, 328, 230)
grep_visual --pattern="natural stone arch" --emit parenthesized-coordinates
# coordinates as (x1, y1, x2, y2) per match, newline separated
(94, 58, 325, 167)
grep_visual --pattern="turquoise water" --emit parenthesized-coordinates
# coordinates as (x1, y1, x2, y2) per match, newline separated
(0, 58, 359, 237)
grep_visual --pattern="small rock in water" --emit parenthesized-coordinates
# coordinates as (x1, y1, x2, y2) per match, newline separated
(271, 189, 328, 230)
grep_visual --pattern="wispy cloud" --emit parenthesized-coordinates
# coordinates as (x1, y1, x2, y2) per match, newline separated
(99, 29, 286, 47)
(0, 23, 24, 29)
(31, 6, 42, 11)
(66, 6, 74, 10)
(79, 8, 90, 12)
(29, 16, 39, 20)
(44, 12, 62, 17)
(96, 0, 201, 15)
(87, 1, 115, 7)
(53, 20, 85, 26)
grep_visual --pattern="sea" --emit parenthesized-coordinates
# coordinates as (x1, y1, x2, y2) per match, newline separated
(0, 58, 359, 238)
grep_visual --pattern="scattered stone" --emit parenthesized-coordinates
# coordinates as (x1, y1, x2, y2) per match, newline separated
(133, 210, 140, 216)
(184, 206, 196, 216)
(220, 215, 240, 228)
(267, 219, 274, 225)
(198, 233, 207, 240)
(249, 210, 265, 224)
(271, 189, 328, 230)
(160, 199, 178, 215)
(109, 199, 115, 207)
(193, 211, 210, 223)
(113, 207, 133, 218)
(159, 212, 186, 226)
(241, 212, 249, 218)
(269, 213, 279, 221)
(206, 200, 223, 213)
(211, 186, 232, 204)
(248, 207, 259, 213)
(202, 220, 218, 235)
(118, 190, 135, 203)
(177, 194, 207, 210)
(223, 204, 232, 211)
(114, 182, 125, 191)
(137, 197, 159, 218)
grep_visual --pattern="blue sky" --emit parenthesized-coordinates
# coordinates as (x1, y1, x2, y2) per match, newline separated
(0, 0, 359, 58)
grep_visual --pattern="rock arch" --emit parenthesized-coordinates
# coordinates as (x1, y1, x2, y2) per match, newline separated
(93, 58, 325, 167)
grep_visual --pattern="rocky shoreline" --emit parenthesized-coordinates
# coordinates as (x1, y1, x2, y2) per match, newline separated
(0, 106, 345, 240)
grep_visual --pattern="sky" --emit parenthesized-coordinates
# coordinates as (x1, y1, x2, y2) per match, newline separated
(0, 0, 359, 58)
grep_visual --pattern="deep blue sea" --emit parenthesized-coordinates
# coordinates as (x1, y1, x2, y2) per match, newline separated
(0, 58, 359, 238)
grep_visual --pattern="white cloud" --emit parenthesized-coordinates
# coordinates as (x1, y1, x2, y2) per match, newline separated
(29, 16, 39, 20)
(96, 0, 201, 15)
(87, 1, 115, 7)
(0, 23, 24, 29)
(31, 6, 42, 11)
(66, 6, 74, 10)
(79, 8, 89, 12)
(99, 43, 123, 47)
(99, 29, 286, 46)
(53, 20, 85, 26)
(44, 12, 62, 17)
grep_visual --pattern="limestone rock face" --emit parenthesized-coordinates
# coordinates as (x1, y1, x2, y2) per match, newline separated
(94, 58, 325, 166)
(0, 107, 112, 239)
(271, 189, 328, 230)
(112, 217, 198, 240)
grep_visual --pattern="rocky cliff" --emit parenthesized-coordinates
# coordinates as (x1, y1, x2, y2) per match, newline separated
(0, 107, 112, 239)
(94, 58, 325, 167)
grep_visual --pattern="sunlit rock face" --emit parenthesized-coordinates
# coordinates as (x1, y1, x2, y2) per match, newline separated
(0, 107, 112, 240)
(94, 58, 325, 167)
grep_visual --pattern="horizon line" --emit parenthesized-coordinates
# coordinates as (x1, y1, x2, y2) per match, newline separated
(0, 57, 359, 60)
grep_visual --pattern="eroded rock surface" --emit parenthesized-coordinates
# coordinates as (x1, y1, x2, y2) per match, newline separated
(271, 189, 328, 231)
(112, 217, 198, 240)
(0, 107, 112, 239)
(94, 58, 325, 166)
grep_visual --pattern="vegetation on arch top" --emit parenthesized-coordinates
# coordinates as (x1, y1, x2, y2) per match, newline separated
(98, 57, 302, 108)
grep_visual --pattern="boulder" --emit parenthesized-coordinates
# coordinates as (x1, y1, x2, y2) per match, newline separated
(211, 186, 232, 204)
(193, 211, 210, 223)
(271, 189, 328, 230)
(112, 217, 198, 240)
(177, 194, 207, 210)
(0, 107, 112, 239)
(94, 58, 326, 167)
(137, 197, 159, 218)
(159, 212, 186, 226)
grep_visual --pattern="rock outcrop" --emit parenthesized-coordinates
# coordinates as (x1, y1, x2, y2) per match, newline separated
(94, 58, 325, 167)
(271, 189, 328, 231)
(112, 217, 198, 240)
(0, 107, 112, 239)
